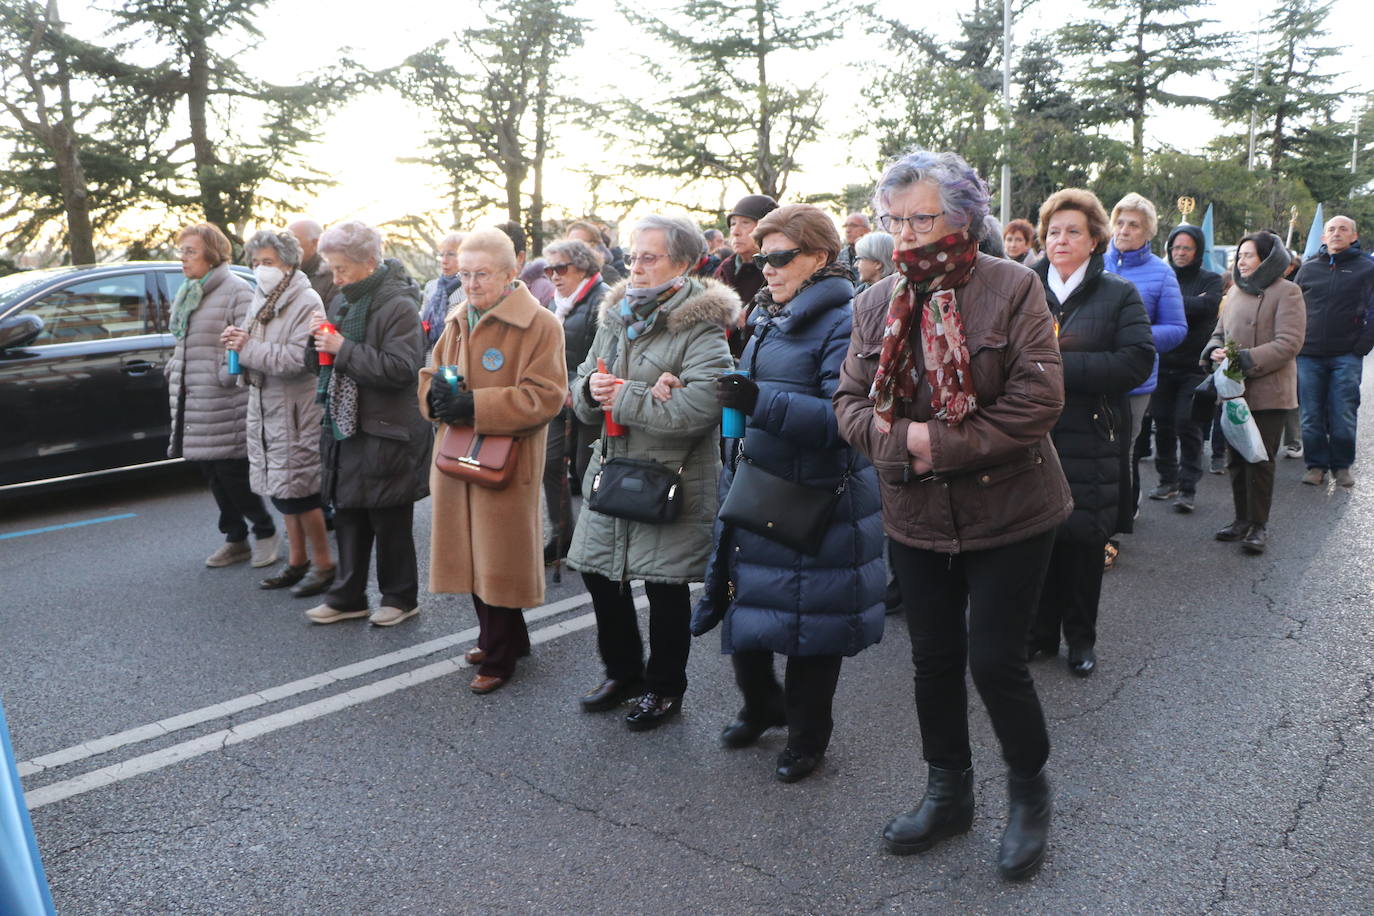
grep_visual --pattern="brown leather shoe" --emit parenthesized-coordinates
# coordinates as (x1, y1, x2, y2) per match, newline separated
(469, 674, 506, 694)
(465, 648, 486, 665)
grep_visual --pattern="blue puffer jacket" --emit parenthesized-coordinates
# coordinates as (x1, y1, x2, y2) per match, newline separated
(1105, 240, 1187, 395)
(691, 275, 885, 657)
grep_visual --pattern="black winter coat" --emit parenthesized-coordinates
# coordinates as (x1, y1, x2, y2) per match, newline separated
(559, 279, 608, 385)
(1035, 255, 1155, 543)
(1163, 226, 1223, 375)
(1294, 242, 1374, 357)
(311, 260, 433, 509)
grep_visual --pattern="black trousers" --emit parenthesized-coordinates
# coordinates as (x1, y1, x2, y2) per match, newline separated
(890, 531, 1054, 778)
(474, 596, 530, 678)
(326, 504, 418, 612)
(542, 408, 598, 546)
(731, 650, 843, 756)
(1229, 408, 1287, 526)
(1032, 531, 1106, 654)
(192, 458, 275, 543)
(1152, 370, 1206, 494)
(583, 572, 692, 696)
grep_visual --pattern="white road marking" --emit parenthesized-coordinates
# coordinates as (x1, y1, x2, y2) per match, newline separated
(18, 589, 604, 779)
(25, 588, 695, 809)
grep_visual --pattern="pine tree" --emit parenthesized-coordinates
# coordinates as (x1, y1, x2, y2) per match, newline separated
(1058, 0, 1231, 172)
(395, 0, 587, 253)
(1218, 0, 1343, 173)
(621, 0, 847, 201)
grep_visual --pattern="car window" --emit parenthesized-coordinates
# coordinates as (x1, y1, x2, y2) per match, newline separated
(23, 274, 153, 344)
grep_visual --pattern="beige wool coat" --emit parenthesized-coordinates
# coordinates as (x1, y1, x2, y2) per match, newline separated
(419, 281, 567, 609)
(236, 270, 325, 499)
(1205, 277, 1307, 411)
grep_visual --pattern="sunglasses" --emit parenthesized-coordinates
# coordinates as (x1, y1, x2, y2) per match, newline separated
(751, 248, 803, 270)
(543, 262, 574, 277)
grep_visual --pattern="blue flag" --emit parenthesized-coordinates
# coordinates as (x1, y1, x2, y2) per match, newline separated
(1200, 204, 1221, 273)
(0, 701, 56, 916)
(1303, 203, 1325, 260)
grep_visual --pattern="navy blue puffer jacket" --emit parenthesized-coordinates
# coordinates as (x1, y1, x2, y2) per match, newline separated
(691, 275, 885, 657)
(1105, 240, 1186, 396)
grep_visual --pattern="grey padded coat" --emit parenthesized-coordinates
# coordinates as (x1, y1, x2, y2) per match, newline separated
(166, 262, 254, 460)
(237, 269, 326, 499)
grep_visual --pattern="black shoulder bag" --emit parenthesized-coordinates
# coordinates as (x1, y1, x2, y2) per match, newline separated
(585, 329, 700, 525)
(715, 322, 856, 555)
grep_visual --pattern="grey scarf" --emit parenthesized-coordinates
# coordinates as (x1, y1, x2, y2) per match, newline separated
(1232, 233, 1292, 296)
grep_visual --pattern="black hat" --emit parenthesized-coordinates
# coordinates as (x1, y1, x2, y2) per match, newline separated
(728, 194, 779, 224)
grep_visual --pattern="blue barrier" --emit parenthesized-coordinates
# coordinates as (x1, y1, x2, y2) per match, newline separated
(0, 701, 56, 916)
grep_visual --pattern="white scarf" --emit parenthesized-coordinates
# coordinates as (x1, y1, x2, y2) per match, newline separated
(552, 274, 598, 321)
(1048, 259, 1090, 305)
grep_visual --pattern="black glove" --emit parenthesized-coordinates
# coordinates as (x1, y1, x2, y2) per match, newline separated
(715, 372, 759, 415)
(428, 383, 475, 424)
(1235, 349, 1255, 375)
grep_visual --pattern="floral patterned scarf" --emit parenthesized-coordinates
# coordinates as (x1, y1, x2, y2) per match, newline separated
(869, 233, 979, 432)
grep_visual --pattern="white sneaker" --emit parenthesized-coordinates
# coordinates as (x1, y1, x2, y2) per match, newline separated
(1283, 442, 1303, 459)
(369, 606, 419, 627)
(251, 533, 281, 568)
(206, 541, 252, 567)
(305, 604, 370, 624)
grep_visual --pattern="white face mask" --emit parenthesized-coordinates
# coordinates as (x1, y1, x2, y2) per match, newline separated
(254, 265, 286, 290)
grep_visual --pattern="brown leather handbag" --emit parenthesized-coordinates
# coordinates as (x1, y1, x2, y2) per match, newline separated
(435, 424, 518, 489)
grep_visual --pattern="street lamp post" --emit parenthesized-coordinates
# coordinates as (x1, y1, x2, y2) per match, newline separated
(1000, 0, 1012, 225)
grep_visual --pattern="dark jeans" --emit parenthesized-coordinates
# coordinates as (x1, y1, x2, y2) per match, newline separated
(1033, 531, 1106, 654)
(192, 458, 275, 543)
(1152, 370, 1206, 494)
(583, 573, 692, 696)
(326, 504, 418, 612)
(1230, 409, 1287, 526)
(474, 596, 530, 679)
(542, 408, 598, 546)
(889, 531, 1054, 778)
(1299, 354, 1363, 471)
(731, 651, 844, 756)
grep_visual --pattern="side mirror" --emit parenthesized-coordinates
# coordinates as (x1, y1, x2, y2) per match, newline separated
(0, 313, 43, 350)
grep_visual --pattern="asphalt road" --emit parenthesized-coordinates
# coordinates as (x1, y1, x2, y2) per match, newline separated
(3, 419, 1372, 914)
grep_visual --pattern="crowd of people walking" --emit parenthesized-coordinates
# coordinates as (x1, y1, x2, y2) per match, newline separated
(163, 146, 1372, 882)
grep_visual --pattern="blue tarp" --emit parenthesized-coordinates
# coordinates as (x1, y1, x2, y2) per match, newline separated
(0, 701, 56, 916)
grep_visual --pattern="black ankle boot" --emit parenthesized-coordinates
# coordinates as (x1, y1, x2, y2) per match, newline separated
(998, 768, 1051, 880)
(882, 765, 974, 855)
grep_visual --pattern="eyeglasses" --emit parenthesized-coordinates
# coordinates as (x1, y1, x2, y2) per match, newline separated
(437, 250, 458, 259)
(457, 270, 495, 284)
(178, 246, 203, 257)
(751, 248, 803, 270)
(626, 252, 666, 267)
(543, 262, 574, 277)
(877, 212, 944, 234)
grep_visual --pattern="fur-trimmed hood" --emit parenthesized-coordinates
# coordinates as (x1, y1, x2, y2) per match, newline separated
(598, 276, 741, 334)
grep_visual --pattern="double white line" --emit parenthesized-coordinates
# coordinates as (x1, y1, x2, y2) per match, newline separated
(22, 587, 681, 810)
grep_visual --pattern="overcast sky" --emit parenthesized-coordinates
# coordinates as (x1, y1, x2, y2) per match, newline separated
(54, 0, 1374, 235)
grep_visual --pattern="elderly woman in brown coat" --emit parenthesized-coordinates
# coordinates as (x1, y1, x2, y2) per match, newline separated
(833, 150, 1071, 881)
(1204, 231, 1306, 554)
(419, 228, 567, 695)
(221, 229, 333, 596)
(168, 222, 279, 569)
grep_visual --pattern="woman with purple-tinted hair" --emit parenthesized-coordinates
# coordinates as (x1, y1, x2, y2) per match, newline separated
(833, 149, 1071, 881)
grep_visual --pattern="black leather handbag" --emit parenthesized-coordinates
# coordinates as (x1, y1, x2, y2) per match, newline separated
(587, 455, 685, 524)
(1191, 373, 1218, 425)
(718, 451, 853, 556)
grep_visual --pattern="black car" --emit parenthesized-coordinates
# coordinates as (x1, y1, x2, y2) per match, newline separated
(0, 262, 255, 491)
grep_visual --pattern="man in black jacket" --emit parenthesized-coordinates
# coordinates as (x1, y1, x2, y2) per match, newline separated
(1294, 216, 1374, 488)
(1149, 225, 1223, 512)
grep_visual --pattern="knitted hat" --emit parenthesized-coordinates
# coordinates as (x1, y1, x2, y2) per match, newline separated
(728, 194, 779, 224)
